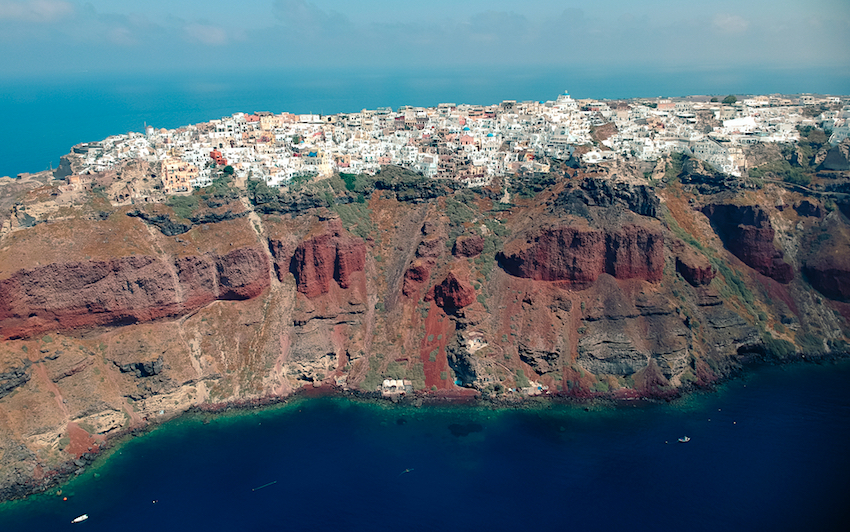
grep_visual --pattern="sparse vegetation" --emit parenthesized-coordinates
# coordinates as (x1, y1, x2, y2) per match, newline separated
(515, 369, 530, 388)
(166, 195, 200, 220)
(762, 333, 795, 359)
(332, 202, 374, 239)
(749, 160, 810, 187)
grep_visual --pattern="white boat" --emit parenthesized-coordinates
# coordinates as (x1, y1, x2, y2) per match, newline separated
(71, 514, 89, 523)
(678, 436, 691, 443)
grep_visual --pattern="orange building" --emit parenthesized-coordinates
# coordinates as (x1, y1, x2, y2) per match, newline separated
(210, 149, 228, 166)
(162, 158, 198, 194)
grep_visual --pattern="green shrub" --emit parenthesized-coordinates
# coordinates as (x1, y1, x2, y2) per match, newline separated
(166, 195, 200, 219)
(331, 202, 373, 238)
(797, 332, 824, 354)
(592, 380, 609, 393)
(762, 333, 795, 359)
(444, 197, 476, 226)
(515, 369, 530, 388)
(749, 160, 810, 187)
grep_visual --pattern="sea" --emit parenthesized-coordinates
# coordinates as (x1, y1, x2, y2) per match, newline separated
(0, 361, 848, 531)
(1, 65, 849, 179)
(1, 67, 850, 530)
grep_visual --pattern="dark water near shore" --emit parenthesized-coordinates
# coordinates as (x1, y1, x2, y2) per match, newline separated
(1, 361, 849, 531)
(2, 65, 848, 179)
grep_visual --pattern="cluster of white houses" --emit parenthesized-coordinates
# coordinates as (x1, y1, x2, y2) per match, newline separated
(69, 92, 849, 192)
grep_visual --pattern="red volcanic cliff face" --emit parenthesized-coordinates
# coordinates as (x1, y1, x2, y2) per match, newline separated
(290, 221, 367, 297)
(428, 271, 476, 311)
(804, 260, 850, 301)
(670, 239, 715, 286)
(802, 226, 850, 301)
(702, 204, 793, 283)
(452, 235, 484, 258)
(403, 259, 435, 297)
(0, 247, 270, 340)
(676, 255, 715, 286)
(497, 224, 663, 285)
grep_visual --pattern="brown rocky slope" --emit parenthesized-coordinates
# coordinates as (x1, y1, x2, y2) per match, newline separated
(0, 164, 849, 501)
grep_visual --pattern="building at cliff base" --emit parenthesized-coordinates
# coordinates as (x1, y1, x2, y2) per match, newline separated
(382, 379, 413, 398)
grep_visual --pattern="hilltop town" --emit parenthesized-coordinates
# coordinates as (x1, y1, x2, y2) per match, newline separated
(49, 91, 849, 200)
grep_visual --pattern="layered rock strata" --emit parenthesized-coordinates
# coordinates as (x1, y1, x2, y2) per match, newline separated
(702, 204, 793, 283)
(0, 247, 269, 339)
(498, 224, 663, 285)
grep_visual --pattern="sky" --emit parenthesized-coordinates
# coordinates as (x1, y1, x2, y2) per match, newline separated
(1, 0, 848, 79)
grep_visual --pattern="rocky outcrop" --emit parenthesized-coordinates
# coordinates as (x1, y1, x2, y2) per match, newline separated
(498, 224, 663, 286)
(0, 363, 30, 400)
(373, 167, 460, 203)
(445, 334, 500, 389)
(577, 280, 689, 379)
(702, 204, 793, 283)
(579, 178, 660, 217)
(0, 247, 270, 339)
(794, 200, 823, 218)
(676, 255, 714, 286)
(115, 356, 164, 378)
(803, 228, 850, 300)
(518, 340, 561, 374)
(252, 190, 330, 216)
(429, 271, 476, 312)
(402, 259, 435, 297)
(417, 238, 444, 258)
(290, 221, 366, 297)
(556, 178, 659, 218)
(452, 235, 484, 258)
(670, 239, 715, 286)
(817, 142, 850, 172)
(126, 210, 191, 236)
(803, 261, 850, 301)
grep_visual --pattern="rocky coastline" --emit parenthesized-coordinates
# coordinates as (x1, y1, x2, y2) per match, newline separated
(3, 137, 850, 504)
(3, 347, 846, 504)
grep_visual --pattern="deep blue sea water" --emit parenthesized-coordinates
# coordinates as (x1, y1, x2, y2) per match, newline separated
(1, 65, 848, 178)
(1, 361, 849, 531)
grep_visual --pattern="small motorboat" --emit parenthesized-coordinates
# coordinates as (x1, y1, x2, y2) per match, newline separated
(678, 436, 691, 443)
(71, 514, 89, 523)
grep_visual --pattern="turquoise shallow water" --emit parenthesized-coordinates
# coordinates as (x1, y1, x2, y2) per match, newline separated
(1, 360, 849, 531)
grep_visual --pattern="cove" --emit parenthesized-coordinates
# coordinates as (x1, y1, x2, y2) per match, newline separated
(1, 361, 848, 531)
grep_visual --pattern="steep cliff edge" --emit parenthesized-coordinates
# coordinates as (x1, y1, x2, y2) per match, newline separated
(497, 223, 664, 286)
(289, 219, 367, 297)
(1, 166, 849, 502)
(701, 203, 794, 283)
(0, 248, 270, 340)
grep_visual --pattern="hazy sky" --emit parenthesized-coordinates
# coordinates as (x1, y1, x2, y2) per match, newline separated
(1, 0, 848, 77)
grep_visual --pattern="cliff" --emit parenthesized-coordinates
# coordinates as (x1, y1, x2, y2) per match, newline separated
(0, 248, 269, 340)
(497, 223, 664, 286)
(1, 162, 849, 502)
